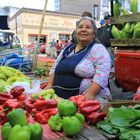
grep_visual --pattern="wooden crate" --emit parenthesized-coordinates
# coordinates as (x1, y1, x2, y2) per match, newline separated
(45, 61, 55, 76)
(102, 100, 140, 115)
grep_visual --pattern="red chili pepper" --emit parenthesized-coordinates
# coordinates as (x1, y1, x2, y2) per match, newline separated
(16, 93, 26, 102)
(34, 108, 57, 124)
(3, 99, 22, 109)
(80, 104, 100, 114)
(40, 82, 48, 89)
(0, 105, 7, 125)
(69, 95, 85, 107)
(0, 93, 13, 105)
(0, 92, 13, 98)
(133, 94, 140, 100)
(24, 99, 35, 113)
(87, 112, 106, 124)
(10, 86, 25, 97)
(33, 99, 57, 111)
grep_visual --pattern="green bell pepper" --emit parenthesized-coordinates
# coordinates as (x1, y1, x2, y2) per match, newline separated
(57, 99, 76, 116)
(48, 114, 63, 132)
(75, 113, 85, 125)
(27, 122, 43, 140)
(7, 108, 27, 126)
(8, 124, 31, 140)
(1, 122, 12, 140)
(63, 116, 83, 136)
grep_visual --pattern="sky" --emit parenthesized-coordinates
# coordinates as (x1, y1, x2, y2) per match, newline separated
(0, 0, 55, 10)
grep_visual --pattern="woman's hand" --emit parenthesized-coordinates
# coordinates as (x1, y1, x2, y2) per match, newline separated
(83, 82, 101, 100)
(84, 92, 95, 100)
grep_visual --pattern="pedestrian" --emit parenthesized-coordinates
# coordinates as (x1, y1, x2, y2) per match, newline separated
(56, 40, 61, 56)
(97, 13, 114, 68)
(46, 16, 112, 108)
(49, 39, 57, 58)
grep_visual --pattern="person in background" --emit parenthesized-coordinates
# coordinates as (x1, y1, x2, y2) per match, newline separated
(56, 40, 61, 56)
(71, 11, 93, 45)
(49, 39, 57, 58)
(46, 16, 111, 108)
(99, 19, 105, 27)
(97, 13, 114, 68)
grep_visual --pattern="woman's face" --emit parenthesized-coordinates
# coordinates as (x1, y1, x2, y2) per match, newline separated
(76, 19, 95, 44)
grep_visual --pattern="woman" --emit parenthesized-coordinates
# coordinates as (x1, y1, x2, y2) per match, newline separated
(46, 17, 112, 105)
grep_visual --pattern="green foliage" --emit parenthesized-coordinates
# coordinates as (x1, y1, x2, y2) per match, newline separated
(35, 67, 46, 77)
(97, 105, 140, 140)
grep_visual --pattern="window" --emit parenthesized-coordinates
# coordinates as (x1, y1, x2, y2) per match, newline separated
(59, 34, 70, 41)
(54, 0, 61, 11)
(103, 0, 109, 7)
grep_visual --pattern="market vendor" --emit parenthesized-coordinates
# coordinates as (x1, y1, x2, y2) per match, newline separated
(46, 16, 112, 104)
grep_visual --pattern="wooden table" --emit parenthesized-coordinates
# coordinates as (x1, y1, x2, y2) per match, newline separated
(41, 124, 118, 140)
(0, 124, 118, 140)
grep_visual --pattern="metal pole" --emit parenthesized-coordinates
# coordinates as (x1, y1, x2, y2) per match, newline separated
(33, 0, 48, 72)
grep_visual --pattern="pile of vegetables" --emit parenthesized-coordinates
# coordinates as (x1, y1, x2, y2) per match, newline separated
(113, 0, 138, 17)
(1, 108, 43, 140)
(0, 66, 31, 92)
(0, 66, 107, 138)
(48, 99, 85, 136)
(112, 22, 140, 39)
(97, 105, 140, 140)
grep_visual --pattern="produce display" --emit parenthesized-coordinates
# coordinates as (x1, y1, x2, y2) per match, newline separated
(0, 66, 107, 139)
(113, 0, 138, 16)
(112, 0, 140, 40)
(112, 22, 140, 39)
(1, 108, 43, 140)
(0, 66, 31, 92)
(97, 105, 140, 140)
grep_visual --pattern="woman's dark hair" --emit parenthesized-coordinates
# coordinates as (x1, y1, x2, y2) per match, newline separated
(81, 11, 92, 18)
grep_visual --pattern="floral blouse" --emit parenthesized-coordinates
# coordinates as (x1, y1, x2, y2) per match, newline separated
(49, 43, 112, 100)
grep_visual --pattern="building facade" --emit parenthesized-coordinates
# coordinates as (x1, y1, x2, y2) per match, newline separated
(49, 0, 101, 20)
(9, 8, 80, 46)
(7, 0, 111, 47)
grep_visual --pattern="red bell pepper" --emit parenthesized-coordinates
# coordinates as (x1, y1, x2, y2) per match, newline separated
(33, 99, 57, 111)
(34, 108, 57, 124)
(3, 99, 22, 109)
(86, 112, 106, 124)
(24, 99, 35, 113)
(133, 93, 140, 100)
(69, 95, 85, 107)
(80, 104, 100, 114)
(10, 86, 25, 97)
(79, 100, 100, 108)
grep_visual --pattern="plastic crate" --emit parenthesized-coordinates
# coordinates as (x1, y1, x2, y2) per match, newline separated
(115, 50, 140, 92)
